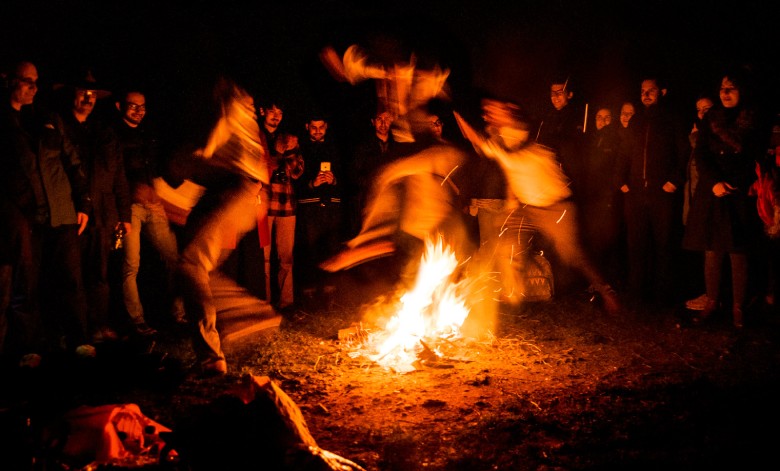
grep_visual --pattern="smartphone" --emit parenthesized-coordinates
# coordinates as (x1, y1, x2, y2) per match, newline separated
(320, 162, 331, 172)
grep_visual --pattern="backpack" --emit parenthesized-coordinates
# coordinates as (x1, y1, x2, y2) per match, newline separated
(522, 251, 554, 302)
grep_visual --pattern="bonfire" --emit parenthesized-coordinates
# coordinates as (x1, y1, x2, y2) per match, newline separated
(347, 236, 472, 373)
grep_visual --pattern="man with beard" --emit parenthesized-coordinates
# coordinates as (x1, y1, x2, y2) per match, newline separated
(59, 69, 132, 344)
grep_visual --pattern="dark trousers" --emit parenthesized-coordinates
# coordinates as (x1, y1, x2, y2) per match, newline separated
(295, 203, 342, 292)
(80, 226, 114, 332)
(624, 190, 678, 304)
(30, 223, 90, 350)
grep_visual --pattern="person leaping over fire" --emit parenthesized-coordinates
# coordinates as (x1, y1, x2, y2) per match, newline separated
(319, 136, 470, 281)
(454, 97, 622, 315)
(175, 78, 276, 377)
(319, 40, 451, 145)
(319, 39, 471, 277)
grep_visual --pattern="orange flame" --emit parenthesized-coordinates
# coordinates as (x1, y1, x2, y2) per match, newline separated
(363, 236, 470, 372)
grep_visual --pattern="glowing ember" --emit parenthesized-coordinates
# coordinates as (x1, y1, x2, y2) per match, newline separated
(357, 236, 471, 372)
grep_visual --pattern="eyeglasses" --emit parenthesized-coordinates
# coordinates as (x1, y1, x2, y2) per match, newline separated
(550, 90, 567, 97)
(430, 120, 443, 127)
(126, 103, 146, 112)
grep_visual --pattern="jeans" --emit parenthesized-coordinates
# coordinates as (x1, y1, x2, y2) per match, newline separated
(122, 202, 182, 324)
(263, 215, 295, 308)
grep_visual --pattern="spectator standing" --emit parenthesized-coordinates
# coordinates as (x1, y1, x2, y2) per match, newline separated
(114, 89, 186, 335)
(535, 76, 588, 292)
(619, 76, 688, 307)
(347, 109, 398, 238)
(0, 61, 94, 358)
(682, 69, 766, 328)
(58, 70, 132, 344)
(580, 106, 626, 283)
(682, 94, 715, 310)
(618, 101, 636, 130)
(258, 98, 302, 309)
(535, 75, 587, 190)
(296, 114, 344, 302)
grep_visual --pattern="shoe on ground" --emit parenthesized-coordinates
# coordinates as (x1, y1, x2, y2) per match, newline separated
(201, 359, 227, 377)
(134, 322, 157, 336)
(19, 353, 42, 368)
(692, 300, 719, 324)
(92, 327, 119, 343)
(75, 344, 97, 358)
(685, 293, 708, 311)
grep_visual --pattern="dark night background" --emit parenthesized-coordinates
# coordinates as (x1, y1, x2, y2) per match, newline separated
(2, 0, 778, 148)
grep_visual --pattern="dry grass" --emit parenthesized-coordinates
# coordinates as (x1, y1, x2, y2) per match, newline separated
(4, 290, 780, 470)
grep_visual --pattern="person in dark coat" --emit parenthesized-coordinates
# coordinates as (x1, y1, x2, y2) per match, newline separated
(58, 70, 132, 343)
(619, 76, 688, 306)
(0, 61, 93, 360)
(682, 69, 767, 328)
(580, 107, 626, 283)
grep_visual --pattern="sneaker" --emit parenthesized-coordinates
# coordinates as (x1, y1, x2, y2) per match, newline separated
(685, 293, 708, 311)
(75, 344, 97, 358)
(93, 327, 119, 343)
(134, 322, 157, 336)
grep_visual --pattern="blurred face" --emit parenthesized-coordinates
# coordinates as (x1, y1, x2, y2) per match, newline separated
(262, 105, 283, 131)
(695, 97, 714, 120)
(307, 119, 328, 142)
(10, 62, 38, 109)
(120, 91, 146, 127)
(73, 88, 98, 117)
(619, 103, 635, 128)
(372, 112, 394, 139)
(595, 108, 612, 130)
(550, 83, 571, 110)
(640, 79, 661, 107)
(429, 116, 443, 137)
(719, 77, 740, 109)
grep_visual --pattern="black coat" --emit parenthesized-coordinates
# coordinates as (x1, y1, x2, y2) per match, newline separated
(682, 105, 763, 252)
(61, 113, 131, 229)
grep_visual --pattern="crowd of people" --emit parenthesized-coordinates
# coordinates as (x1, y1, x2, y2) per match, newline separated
(1, 45, 777, 377)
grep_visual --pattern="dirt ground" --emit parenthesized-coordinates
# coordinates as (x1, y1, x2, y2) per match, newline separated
(3, 266, 780, 470)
